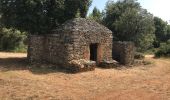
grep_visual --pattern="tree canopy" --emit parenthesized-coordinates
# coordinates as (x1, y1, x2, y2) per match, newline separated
(102, 0, 155, 51)
(154, 17, 168, 42)
(0, 0, 92, 34)
(88, 7, 102, 23)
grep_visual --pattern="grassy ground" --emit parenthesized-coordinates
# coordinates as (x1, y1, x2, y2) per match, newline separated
(0, 52, 170, 100)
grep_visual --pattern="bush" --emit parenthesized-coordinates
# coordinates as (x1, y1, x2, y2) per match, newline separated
(153, 40, 160, 48)
(167, 39, 170, 44)
(144, 48, 158, 54)
(0, 28, 27, 52)
(155, 42, 170, 57)
(134, 52, 145, 59)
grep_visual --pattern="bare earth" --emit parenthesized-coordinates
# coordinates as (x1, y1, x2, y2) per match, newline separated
(0, 52, 170, 100)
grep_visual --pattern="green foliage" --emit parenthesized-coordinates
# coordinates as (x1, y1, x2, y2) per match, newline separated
(134, 52, 145, 59)
(103, 0, 155, 52)
(64, 0, 92, 19)
(154, 17, 168, 42)
(166, 25, 170, 40)
(0, 0, 92, 34)
(167, 39, 170, 44)
(135, 33, 155, 52)
(64, 0, 79, 20)
(75, 9, 81, 18)
(88, 7, 102, 23)
(0, 0, 92, 52)
(0, 28, 27, 52)
(0, 0, 48, 34)
(155, 41, 170, 57)
(144, 48, 158, 54)
(45, 0, 65, 31)
(103, 0, 140, 33)
(153, 40, 160, 48)
(153, 17, 170, 48)
(79, 0, 92, 18)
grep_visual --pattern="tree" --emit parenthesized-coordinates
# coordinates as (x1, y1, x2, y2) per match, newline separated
(103, 0, 155, 51)
(154, 17, 168, 42)
(0, 0, 57, 34)
(167, 25, 170, 40)
(79, 0, 92, 18)
(103, 0, 140, 34)
(88, 7, 102, 23)
(64, 0, 79, 20)
(0, 0, 92, 34)
(64, 0, 92, 19)
(45, 0, 65, 30)
(0, 27, 27, 51)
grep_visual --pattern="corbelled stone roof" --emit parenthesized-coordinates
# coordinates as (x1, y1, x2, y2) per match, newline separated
(54, 18, 112, 34)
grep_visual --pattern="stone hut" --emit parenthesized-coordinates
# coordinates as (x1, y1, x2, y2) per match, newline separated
(28, 18, 113, 72)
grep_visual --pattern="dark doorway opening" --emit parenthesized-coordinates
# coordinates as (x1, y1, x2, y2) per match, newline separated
(90, 43, 98, 61)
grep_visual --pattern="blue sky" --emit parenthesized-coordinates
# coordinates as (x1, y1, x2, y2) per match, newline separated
(89, 0, 170, 23)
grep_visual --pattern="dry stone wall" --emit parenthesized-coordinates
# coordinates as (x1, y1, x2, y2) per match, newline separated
(44, 35, 70, 66)
(112, 42, 135, 65)
(27, 35, 44, 64)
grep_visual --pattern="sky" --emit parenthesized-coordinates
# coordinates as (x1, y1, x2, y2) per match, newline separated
(89, 0, 170, 23)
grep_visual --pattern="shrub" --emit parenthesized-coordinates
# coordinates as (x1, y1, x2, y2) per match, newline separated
(144, 48, 158, 54)
(153, 40, 160, 48)
(167, 39, 170, 44)
(134, 52, 145, 59)
(0, 28, 27, 52)
(155, 42, 170, 57)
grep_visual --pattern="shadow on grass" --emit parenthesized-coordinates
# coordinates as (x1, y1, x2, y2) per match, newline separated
(0, 57, 70, 75)
(0, 57, 28, 70)
(29, 65, 71, 74)
(0, 57, 155, 75)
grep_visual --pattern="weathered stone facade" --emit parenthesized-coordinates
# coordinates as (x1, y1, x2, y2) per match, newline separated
(27, 35, 45, 63)
(112, 42, 135, 65)
(28, 18, 135, 72)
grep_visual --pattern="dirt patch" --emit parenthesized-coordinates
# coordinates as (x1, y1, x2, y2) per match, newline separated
(0, 52, 170, 100)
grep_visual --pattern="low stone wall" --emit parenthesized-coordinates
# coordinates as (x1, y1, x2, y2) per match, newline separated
(27, 34, 71, 66)
(112, 41, 135, 65)
(44, 34, 71, 67)
(27, 35, 45, 64)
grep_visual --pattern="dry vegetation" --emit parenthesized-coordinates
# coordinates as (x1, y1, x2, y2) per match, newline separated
(0, 52, 170, 100)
